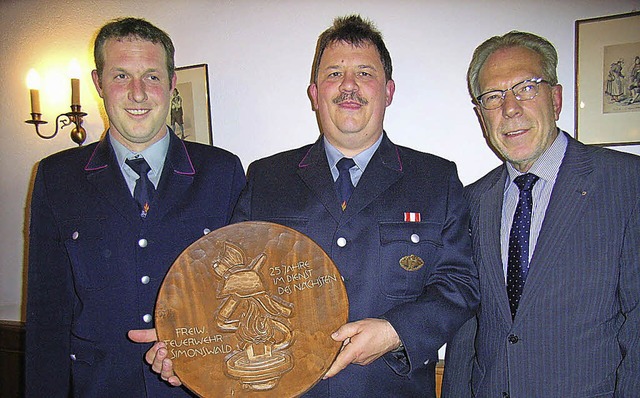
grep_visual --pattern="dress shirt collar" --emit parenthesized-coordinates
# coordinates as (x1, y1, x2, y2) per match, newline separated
(505, 128, 567, 186)
(324, 133, 383, 180)
(109, 129, 170, 175)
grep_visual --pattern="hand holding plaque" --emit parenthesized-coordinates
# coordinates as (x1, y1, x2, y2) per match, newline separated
(155, 221, 349, 397)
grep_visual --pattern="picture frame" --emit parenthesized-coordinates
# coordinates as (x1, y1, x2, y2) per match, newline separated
(575, 11, 640, 146)
(167, 64, 213, 145)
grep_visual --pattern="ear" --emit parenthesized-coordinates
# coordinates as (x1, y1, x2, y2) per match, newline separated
(385, 79, 396, 107)
(474, 105, 489, 138)
(551, 83, 563, 121)
(91, 69, 104, 98)
(308, 83, 319, 110)
(170, 72, 177, 92)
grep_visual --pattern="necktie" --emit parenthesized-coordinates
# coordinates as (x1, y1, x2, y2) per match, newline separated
(335, 158, 355, 211)
(126, 157, 155, 218)
(507, 173, 539, 319)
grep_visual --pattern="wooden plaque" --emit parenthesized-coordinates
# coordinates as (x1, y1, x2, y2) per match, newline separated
(155, 221, 349, 397)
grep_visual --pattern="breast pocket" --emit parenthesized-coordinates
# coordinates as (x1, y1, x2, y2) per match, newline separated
(61, 218, 112, 291)
(379, 222, 443, 299)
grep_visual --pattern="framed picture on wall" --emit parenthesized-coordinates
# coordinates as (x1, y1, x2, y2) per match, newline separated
(575, 11, 640, 146)
(167, 64, 213, 145)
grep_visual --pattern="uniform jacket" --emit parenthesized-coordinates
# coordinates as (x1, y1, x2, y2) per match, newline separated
(232, 133, 479, 397)
(442, 133, 640, 398)
(25, 131, 246, 397)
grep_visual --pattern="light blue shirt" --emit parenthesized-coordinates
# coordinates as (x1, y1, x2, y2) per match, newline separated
(109, 129, 171, 196)
(324, 133, 383, 186)
(500, 130, 567, 281)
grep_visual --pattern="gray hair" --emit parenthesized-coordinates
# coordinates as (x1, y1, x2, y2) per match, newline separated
(467, 31, 558, 100)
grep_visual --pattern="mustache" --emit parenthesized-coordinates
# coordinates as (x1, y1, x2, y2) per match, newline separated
(332, 92, 368, 106)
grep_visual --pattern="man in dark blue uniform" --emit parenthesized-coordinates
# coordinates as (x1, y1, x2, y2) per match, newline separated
(25, 17, 245, 397)
(140, 14, 478, 397)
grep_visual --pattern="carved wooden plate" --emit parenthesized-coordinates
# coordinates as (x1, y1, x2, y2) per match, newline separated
(155, 221, 349, 397)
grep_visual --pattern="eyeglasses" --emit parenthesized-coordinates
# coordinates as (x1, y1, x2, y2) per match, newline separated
(476, 77, 551, 110)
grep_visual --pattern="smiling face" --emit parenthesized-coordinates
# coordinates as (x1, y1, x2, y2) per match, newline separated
(92, 37, 176, 152)
(309, 41, 395, 157)
(477, 46, 563, 172)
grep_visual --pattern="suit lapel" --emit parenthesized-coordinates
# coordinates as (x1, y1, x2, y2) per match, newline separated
(84, 137, 140, 220)
(478, 167, 514, 323)
(84, 132, 196, 223)
(515, 135, 595, 321)
(343, 133, 402, 221)
(296, 133, 403, 223)
(297, 137, 344, 222)
(152, 132, 196, 222)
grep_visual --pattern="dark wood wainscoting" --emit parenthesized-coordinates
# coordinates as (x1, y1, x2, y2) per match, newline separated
(0, 320, 25, 397)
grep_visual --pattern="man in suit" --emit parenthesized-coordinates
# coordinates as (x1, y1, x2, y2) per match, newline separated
(25, 17, 245, 397)
(140, 14, 479, 397)
(442, 31, 640, 397)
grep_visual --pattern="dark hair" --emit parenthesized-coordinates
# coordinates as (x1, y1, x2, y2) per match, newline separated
(312, 14, 392, 83)
(467, 30, 558, 100)
(94, 17, 175, 81)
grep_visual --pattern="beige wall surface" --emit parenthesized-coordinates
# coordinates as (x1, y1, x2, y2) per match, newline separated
(2, 0, 639, 334)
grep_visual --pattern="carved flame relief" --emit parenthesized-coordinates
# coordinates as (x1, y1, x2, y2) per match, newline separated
(212, 241, 294, 391)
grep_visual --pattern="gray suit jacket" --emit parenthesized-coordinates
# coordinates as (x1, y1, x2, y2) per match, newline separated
(442, 132, 640, 397)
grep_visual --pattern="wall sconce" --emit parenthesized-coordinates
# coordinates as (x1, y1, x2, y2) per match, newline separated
(25, 60, 87, 146)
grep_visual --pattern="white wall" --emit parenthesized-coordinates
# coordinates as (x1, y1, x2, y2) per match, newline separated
(1, 0, 639, 325)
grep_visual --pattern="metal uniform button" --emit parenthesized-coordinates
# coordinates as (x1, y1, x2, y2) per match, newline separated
(138, 238, 148, 248)
(141, 275, 150, 285)
(508, 334, 519, 344)
(203, 228, 211, 235)
(410, 233, 420, 243)
(70, 354, 77, 361)
(336, 237, 347, 247)
(72, 231, 79, 240)
(143, 314, 152, 323)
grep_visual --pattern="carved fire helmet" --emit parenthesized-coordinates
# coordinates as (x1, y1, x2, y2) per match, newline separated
(213, 241, 268, 298)
(219, 269, 266, 297)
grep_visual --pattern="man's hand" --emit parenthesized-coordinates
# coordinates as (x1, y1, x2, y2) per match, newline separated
(128, 328, 182, 387)
(323, 318, 401, 379)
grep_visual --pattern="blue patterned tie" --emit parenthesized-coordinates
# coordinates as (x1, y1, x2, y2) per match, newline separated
(507, 173, 539, 319)
(335, 158, 355, 211)
(126, 157, 155, 218)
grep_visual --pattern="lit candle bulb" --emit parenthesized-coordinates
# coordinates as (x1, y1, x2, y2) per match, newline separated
(26, 69, 41, 114)
(69, 59, 81, 106)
